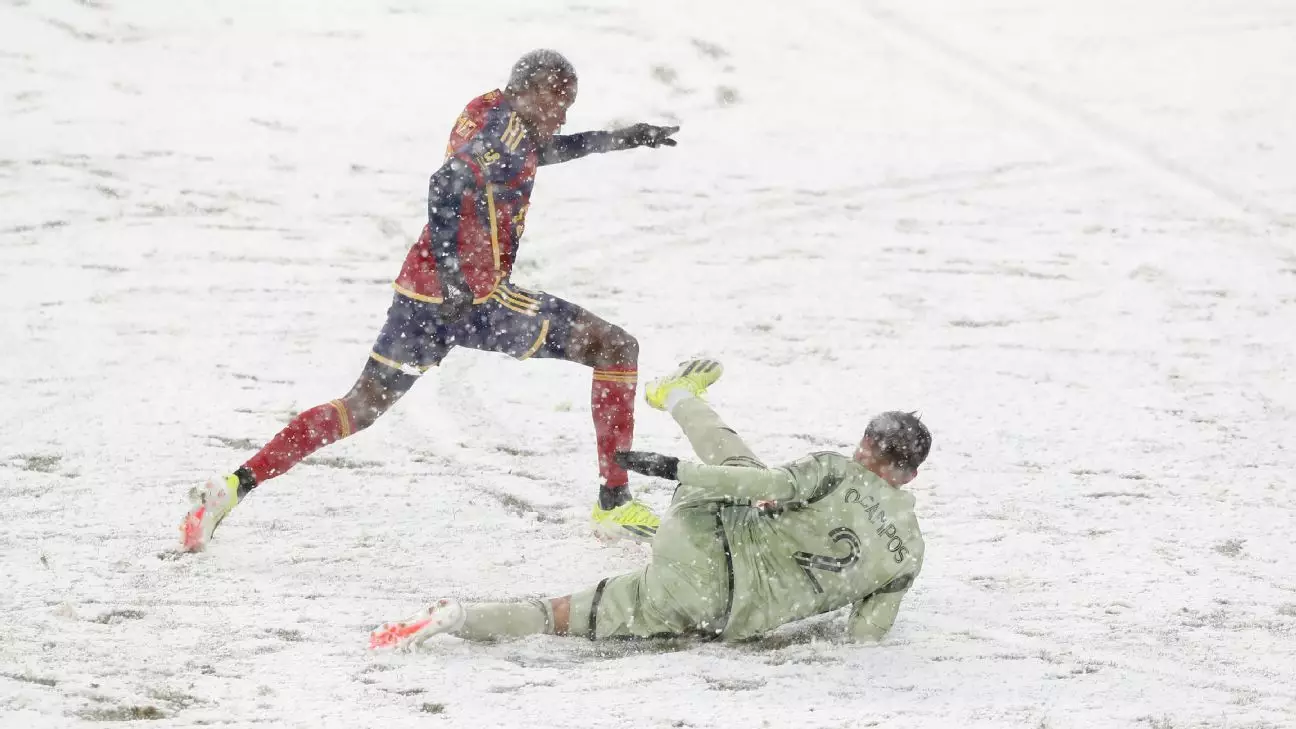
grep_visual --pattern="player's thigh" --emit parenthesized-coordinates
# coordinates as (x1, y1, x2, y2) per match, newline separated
(446, 283, 552, 360)
(571, 568, 719, 639)
(342, 359, 415, 426)
(453, 283, 623, 365)
(645, 507, 731, 629)
(511, 285, 635, 367)
(364, 293, 454, 391)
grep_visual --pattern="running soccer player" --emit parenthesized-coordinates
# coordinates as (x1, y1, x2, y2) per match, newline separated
(180, 49, 679, 551)
(370, 359, 932, 648)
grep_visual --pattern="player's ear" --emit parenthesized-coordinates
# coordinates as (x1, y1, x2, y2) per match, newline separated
(890, 467, 917, 487)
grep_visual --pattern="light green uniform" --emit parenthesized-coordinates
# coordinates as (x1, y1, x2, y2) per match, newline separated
(567, 398, 925, 642)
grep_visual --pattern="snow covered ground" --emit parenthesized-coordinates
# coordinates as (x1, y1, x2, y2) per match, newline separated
(3, 0, 1296, 726)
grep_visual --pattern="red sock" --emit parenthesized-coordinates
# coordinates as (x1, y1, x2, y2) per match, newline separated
(592, 367, 637, 487)
(243, 400, 354, 485)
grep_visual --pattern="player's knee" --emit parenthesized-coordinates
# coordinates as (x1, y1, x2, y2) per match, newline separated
(343, 360, 417, 430)
(342, 385, 401, 431)
(567, 319, 637, 368)
(346, 399, 385, 431)
(606, 328, 638, 366)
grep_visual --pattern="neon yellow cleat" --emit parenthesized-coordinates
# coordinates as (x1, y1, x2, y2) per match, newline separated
(179, 474, 240, 552)
(643, 359, 724, 411)
(591, 498, 660, 543)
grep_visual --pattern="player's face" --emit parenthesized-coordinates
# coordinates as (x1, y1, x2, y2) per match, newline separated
(526, 76, 577, 141)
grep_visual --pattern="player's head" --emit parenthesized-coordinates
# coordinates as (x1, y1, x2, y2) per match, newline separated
(505, 49, 578, 142)
(854, 411, 931, 487)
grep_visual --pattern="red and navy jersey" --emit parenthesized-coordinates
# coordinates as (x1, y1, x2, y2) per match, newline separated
(395, 90, 537, 303)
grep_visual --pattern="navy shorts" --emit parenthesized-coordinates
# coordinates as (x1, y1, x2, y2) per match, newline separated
(369, 282, 586, 375)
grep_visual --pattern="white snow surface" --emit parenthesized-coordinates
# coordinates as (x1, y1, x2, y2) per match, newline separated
(3, 0, 1296, 727)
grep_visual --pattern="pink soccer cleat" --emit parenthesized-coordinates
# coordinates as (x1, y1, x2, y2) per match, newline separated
(179, 474, 240, 552)
(369, 599, 466, 651)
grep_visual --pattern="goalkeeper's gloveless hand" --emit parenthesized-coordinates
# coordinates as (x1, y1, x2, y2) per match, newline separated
(614, 450, 680, 480)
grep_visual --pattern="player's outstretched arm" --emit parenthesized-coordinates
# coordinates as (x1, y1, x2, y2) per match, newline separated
(538, 124, 680, 166)
(615, 450, 796, 504)
(679, 462, 798, 504)
(674, 451, 855, 506)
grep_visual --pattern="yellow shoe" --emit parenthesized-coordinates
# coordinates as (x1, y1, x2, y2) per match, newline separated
(643, 359, 724, 411)
(591, 488, 660, 543)
(179, 474, 240, 552)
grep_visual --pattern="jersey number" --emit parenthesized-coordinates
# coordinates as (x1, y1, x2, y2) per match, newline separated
(793, 527, 861, 594)
(501, 113, 526, 151)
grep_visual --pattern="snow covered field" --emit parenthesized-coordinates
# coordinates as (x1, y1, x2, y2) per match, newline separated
(3, 0, 1295, 726)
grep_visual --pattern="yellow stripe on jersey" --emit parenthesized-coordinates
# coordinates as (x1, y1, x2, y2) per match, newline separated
(393, 283, 444, 304)
(485, 184, 501, 272)
(474, 275, 503, 304)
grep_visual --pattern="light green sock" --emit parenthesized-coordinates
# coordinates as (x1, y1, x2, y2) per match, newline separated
(454, 600, 554, 641)
(670, 397, 765, 468)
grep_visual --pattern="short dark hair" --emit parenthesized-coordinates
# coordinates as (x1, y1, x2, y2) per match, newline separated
(506, 49, 577, 94)
(864, 411, 931, 472)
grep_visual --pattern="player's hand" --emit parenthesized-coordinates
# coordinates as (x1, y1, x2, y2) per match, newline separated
(610, 123, 679, 150)
(614, 450, 680, 480)
(436, 284, 473, 324)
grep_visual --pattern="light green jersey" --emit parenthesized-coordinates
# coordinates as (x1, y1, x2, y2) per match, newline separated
(672, 451, 924, 641)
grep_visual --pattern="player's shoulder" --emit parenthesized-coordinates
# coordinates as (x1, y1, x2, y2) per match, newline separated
(463, 89, 506, 117)
(770, 451, 855, 503)
(808, 450, 851, 465)
(469, 90, 524, 132)
(783, 450, 848, 468)
(462, 91, 531, 151)
(799, 451, 858, 478)
(451, 90, 504, 137)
